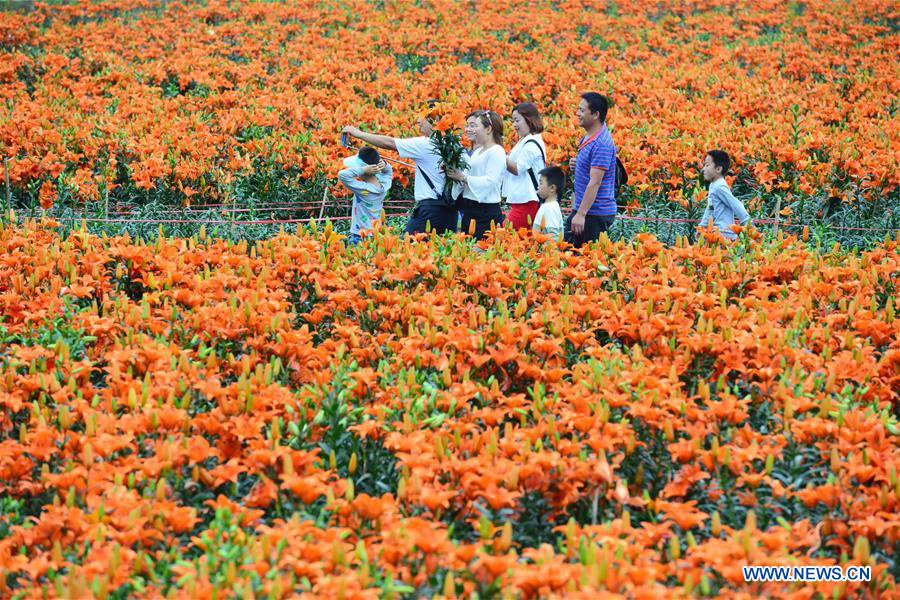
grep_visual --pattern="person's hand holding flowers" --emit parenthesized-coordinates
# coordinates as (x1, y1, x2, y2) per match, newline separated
(445, 167, 467, 184)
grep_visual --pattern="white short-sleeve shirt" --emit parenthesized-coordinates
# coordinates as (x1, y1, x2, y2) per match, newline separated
(532, 200, 564, 241)
(503, 133, 546, 204)
(394, 136, 445, 203)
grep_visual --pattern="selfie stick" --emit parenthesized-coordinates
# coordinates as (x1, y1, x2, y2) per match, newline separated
(341, 133, 416, 169)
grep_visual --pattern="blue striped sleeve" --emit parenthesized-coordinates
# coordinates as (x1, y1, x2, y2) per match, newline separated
(591, 142, 613, 171)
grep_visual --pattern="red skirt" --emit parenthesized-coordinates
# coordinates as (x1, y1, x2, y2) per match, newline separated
(507, 201, 540, 230)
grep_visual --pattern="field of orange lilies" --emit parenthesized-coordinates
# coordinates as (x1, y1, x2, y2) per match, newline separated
(0, 0, 897, 220)
(1, 0, 900, 598)
(0, 217, 898, 597)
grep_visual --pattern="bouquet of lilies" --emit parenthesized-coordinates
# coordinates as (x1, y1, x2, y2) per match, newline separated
(423, 102, 467, 203)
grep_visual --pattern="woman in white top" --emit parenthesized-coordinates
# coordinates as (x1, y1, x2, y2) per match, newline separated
(446, 110, 507, 240)
(503, 102, 547, 231)
(458, 110, 484, 230)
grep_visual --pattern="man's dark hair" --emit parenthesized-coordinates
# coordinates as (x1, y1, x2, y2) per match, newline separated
(425, 98, 442, 119)
(581, 92, 609, 123)
(706, 150, 731, 175)
(539, 166, 566, 198)
(419, 98, 442, 125)
(359, 146, 381, 165)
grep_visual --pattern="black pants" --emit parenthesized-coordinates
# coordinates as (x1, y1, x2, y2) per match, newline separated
(564, 213, 615, 248)
(460, 199, 504, 240)
(404, 202, 458, 236)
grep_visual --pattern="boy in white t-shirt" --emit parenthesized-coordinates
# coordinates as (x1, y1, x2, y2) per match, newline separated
(532, 166, 565, 241)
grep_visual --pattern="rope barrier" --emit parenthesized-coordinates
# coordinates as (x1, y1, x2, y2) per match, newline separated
(103, 206, 884, 231)
(613, 214, 898, 232)
(92, 200, 894, 233)
(762, 222, 899, 233)
(105, 202, 416, 216)
(125, 199, 414, 210)
(18, 213, 411, 225)
(171, 201, 416, 210)
(147, 200, 647, 214)
(12, 207, 897, 233)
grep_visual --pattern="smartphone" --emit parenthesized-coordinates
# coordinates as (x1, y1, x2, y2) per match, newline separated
(341, 132, 351, 148)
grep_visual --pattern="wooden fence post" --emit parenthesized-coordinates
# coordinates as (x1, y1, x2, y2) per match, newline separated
(318, 185, 328, 221)
(230, 184, 236, 240)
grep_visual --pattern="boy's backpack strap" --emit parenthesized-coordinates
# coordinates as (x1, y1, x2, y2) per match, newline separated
(523, 139, 547, 193)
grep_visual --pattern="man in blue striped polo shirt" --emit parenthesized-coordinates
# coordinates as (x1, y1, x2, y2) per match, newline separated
(565, 92, 617, 248)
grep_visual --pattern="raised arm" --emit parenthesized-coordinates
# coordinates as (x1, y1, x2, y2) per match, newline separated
(338, 165, 368, 194)
(376, 161, 393, 191)
(342, 126, 398, 152)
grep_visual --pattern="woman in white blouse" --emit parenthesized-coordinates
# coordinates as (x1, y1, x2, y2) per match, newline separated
(446, 110, 507, 240)
(503, 102, 547, 231)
